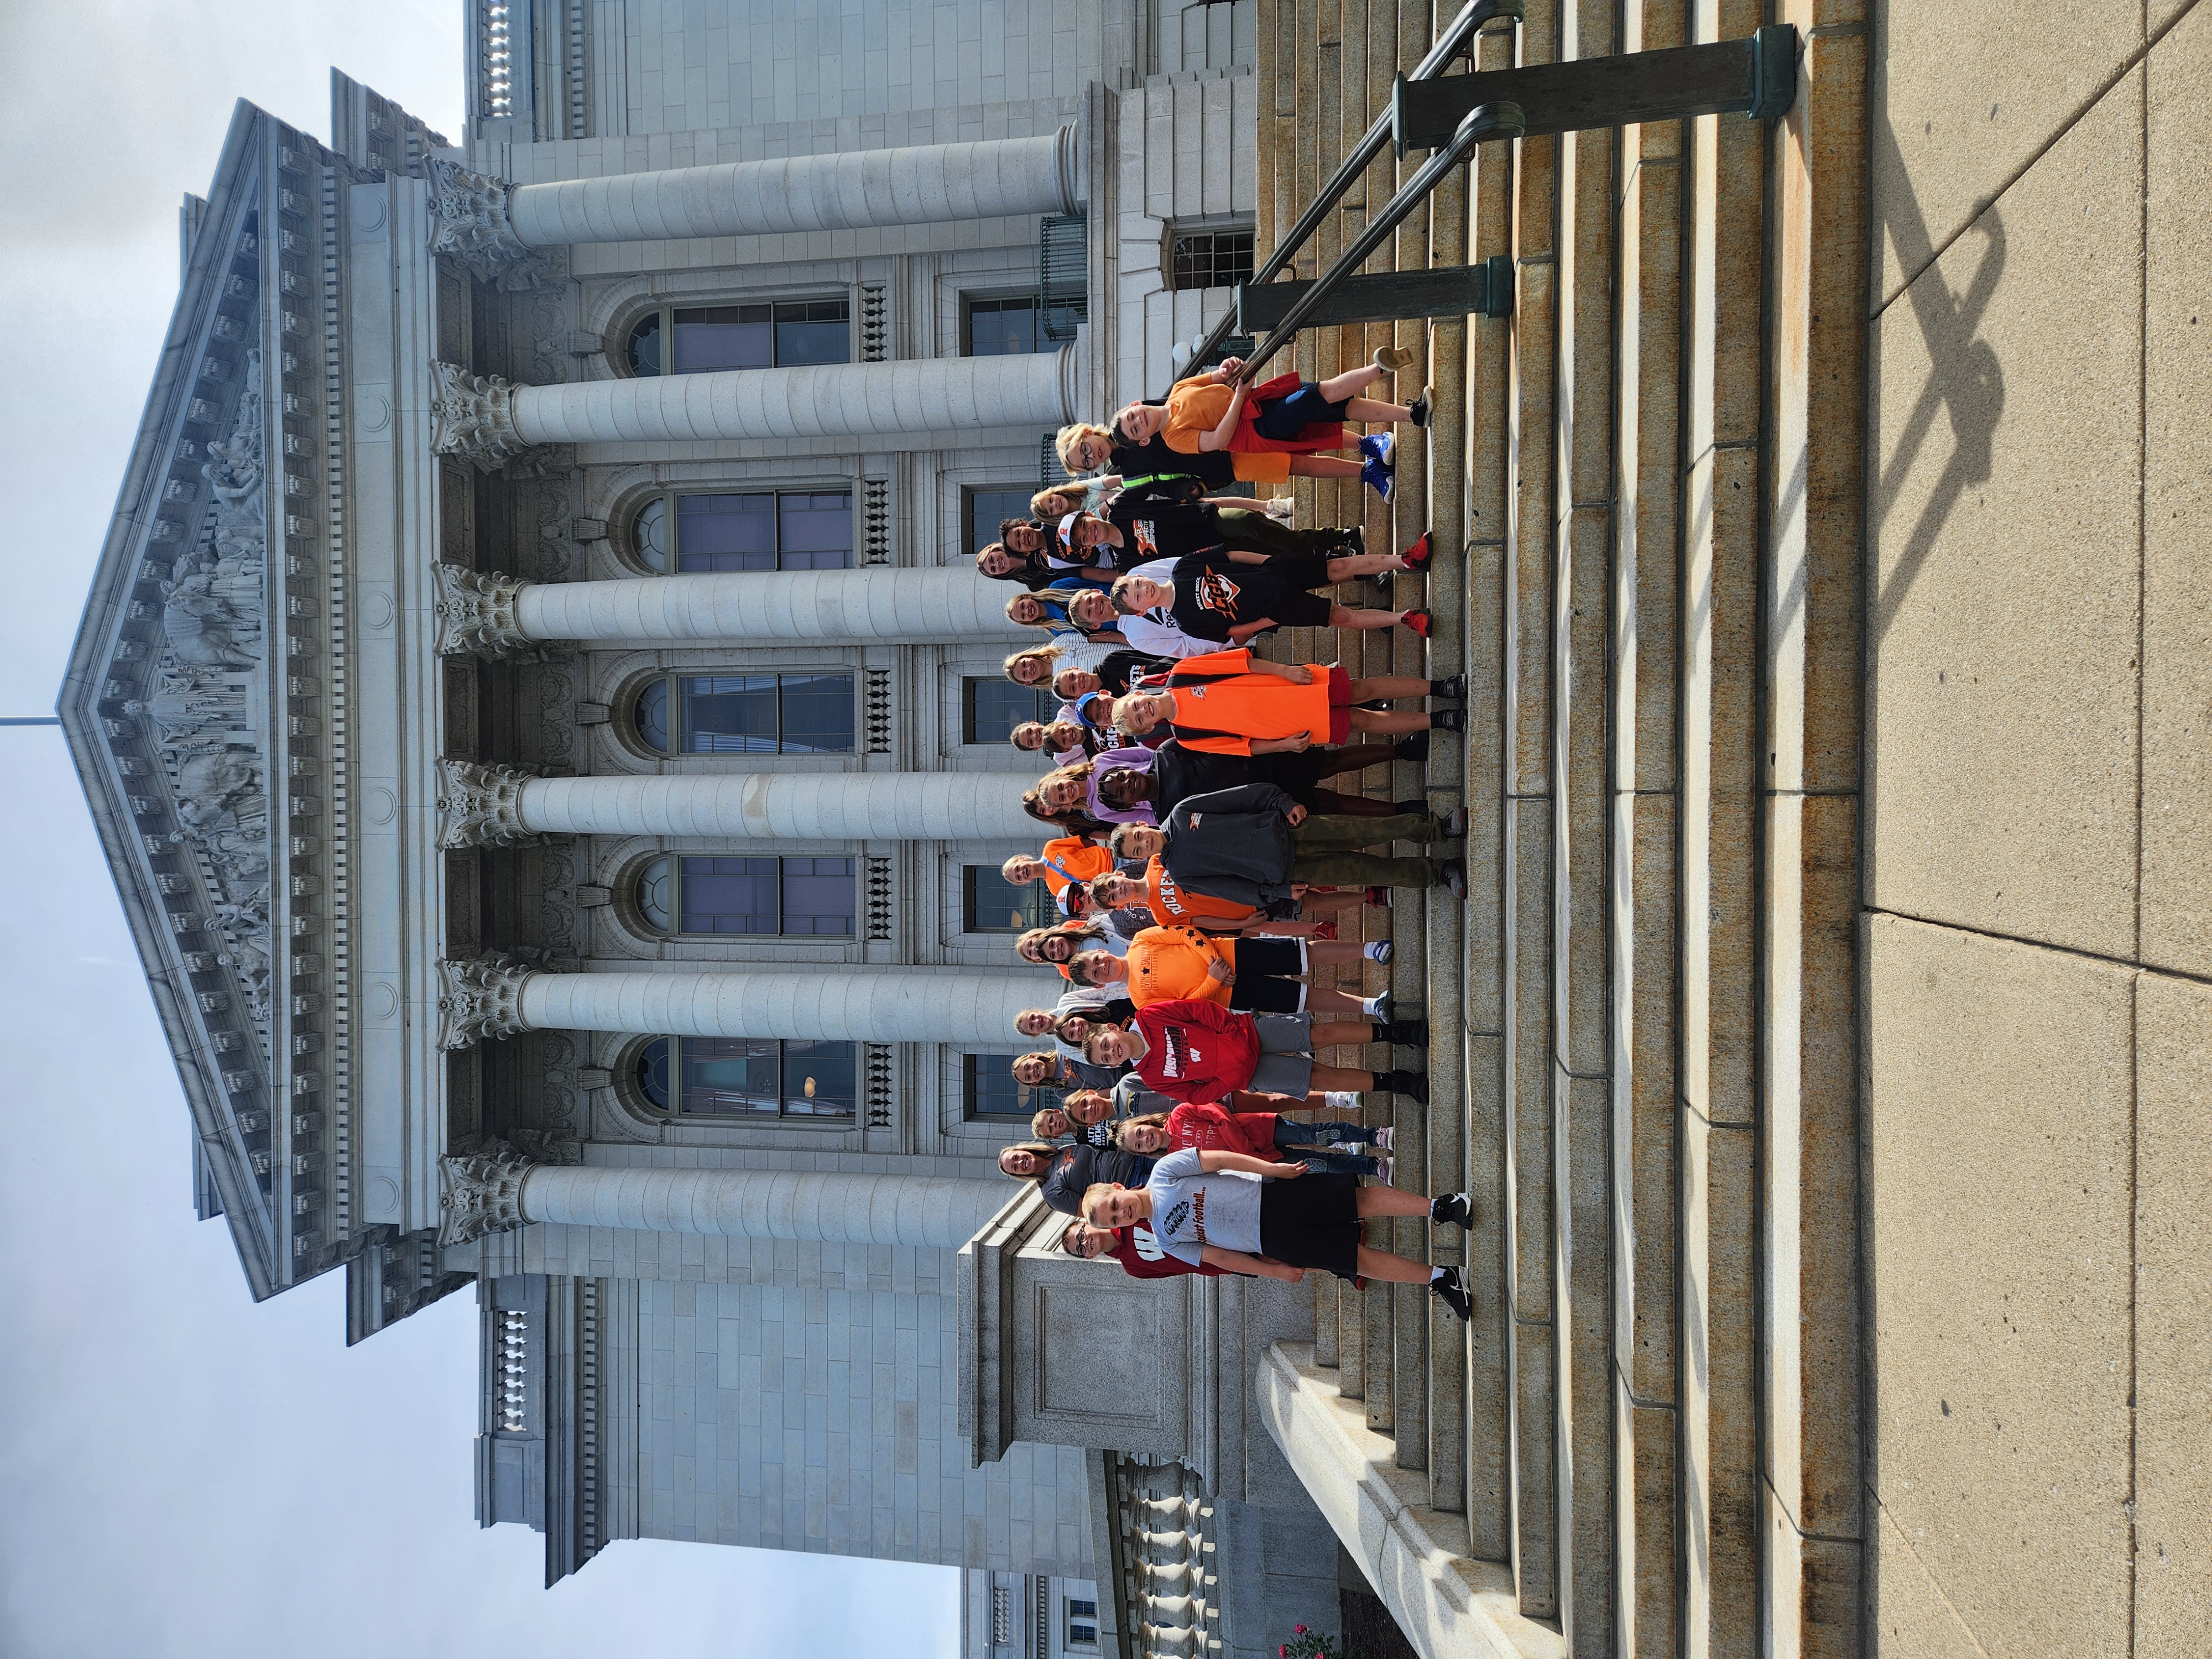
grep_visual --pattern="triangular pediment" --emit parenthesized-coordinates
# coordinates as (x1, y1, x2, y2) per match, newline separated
(61, 101, 352, 1298)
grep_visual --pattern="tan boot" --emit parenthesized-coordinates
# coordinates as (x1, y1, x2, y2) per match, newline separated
(1371, 342, 1420, 374)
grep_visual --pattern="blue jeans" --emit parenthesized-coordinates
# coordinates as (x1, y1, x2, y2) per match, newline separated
(1273, 1118, 1380, 1176)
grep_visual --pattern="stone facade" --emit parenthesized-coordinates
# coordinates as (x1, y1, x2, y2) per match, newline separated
(60, 4, 1322, 1652)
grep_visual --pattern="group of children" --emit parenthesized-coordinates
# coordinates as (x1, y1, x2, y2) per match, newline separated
(968, 343, 1477, 1322)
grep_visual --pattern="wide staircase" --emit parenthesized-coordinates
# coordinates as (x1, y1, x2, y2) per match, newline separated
(1243, 2, 1868, 1655)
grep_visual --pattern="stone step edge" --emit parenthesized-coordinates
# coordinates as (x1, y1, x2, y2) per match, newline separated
(1256, 1342, 1564, 1659)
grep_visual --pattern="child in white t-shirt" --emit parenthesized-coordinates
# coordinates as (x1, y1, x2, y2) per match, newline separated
(1079, 1148, 1477, 1319)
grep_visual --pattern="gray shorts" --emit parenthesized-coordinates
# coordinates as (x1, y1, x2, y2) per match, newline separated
(1246, 1012, 1316, 1097)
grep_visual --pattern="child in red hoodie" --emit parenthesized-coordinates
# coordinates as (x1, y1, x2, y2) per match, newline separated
(1113, 1099, 1391, 1178)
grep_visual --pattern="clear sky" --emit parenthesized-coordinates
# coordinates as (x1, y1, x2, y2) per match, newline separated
(0, 4, 958, 1653)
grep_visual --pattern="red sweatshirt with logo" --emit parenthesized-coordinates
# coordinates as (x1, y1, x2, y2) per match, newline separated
(1129, 997, 1260, 1102)
(1163, 1099, 1281, 1160)
(1110, 1223, 1226, 1279)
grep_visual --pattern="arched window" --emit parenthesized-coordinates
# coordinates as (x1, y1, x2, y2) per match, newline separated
(634, 854, 856, 937)
(624, 298, 850, 377)
(630, 489, 853, 573)
(634, 1036, 857, 1120)
(633, 671, 855, 755)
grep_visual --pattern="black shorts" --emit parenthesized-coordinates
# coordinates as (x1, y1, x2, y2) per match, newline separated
(1253, 383, 1353, 441)
(1259, 1173, 1363, 1279)
(1253, 749, 1351, 807)
(1227, 936, 1307, 1013)
(1267, 588, 1333, 629)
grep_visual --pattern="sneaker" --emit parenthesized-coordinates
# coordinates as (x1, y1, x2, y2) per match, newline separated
(1407, 386, 1434, 427)
(1368, 990, 1394, 1026)
(1373, 343, 1420, 374)
(1372, 1155, 1396, 1185)
(1360, 431, 1396, 467)
(1431, 707, 1465, 732)
(1438, 805, 1469, 838)
(1361, 456, 1396, 503)
(1364, 884, 1392, 907)
(1442, 859, 1469, 899)
(1335, 525, 1366, 557)
(1431, 1265, 1474, 1322)
(1367, 940, 1393, 965)
(1366, 571, 1396, 596)
(1373, 1125, 1395, 1151)
(1386, 1018, 1429, 1047)
(1400, 531, 1434, 571)
(1431, 1191, 1474, 1229)
(1383, 1068, 1427, 1103)
(1428, 671, 1465, 701)
(1311, 919, 1339, 940)
(1400, 607, 1433, 639)
(1393, 733, 1430, 763)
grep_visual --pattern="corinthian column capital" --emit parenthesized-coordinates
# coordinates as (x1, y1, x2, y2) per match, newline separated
(434, 563, 535, 658)
(435, 1138, 537, 1245)
(425, 158, 552, 289)
(429, 362, 534, 471)
(436, 952, 537, 1049)
(436, 759, 541, 850)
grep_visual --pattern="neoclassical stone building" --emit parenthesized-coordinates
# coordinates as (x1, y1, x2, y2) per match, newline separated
(60, 3, 1336, 1644)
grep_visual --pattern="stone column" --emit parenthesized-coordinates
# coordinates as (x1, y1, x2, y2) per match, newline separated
(435, 955, 1039, 1049)
(426, 127, 1081, 281)
(437, 1141, 1004, 1247)
(437, 763, 1037, 848)
(432, 565, 1030, 658)
(429, 350, 1078, 468)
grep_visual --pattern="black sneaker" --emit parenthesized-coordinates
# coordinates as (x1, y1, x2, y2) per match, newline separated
(1428, 672, 1466, 701)
(1336, 525, 1366, 557)
(1441, 859, 1469, 899)
(1407, 386, 1434, 428)
(1431, 1265, 1473, 1321)
(1394, 733, 1430, 763)
(1386, 1017, 1429, 1047)
(1380, 1068, 1427, 1103)
(1431, 1191, 1474, 1229)
(1431, 707, 1466, 732)
(1366, 571, 1396, 596)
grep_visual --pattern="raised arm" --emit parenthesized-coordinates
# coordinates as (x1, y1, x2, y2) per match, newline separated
(1198, 382, 1250, 452)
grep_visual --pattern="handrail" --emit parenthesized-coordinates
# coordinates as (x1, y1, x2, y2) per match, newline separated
(1228, 101, 1524, 384)
(1162, 0, 1522, 393)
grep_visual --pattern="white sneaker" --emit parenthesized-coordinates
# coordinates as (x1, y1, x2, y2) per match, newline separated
(1372, 1125, 1394, 1151)
(1373, 1155, 1396, 1185)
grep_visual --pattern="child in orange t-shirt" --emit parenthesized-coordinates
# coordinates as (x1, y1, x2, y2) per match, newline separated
(1109, 649, 1454, 755)
(1069, 924, 1379, 1015)
(1109, 347, 1431, 504)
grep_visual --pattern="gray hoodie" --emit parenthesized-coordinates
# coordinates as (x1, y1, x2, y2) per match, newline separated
(1157, 783, 1303, 918)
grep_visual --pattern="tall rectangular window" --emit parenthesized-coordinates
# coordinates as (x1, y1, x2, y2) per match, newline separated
(963, 678, 1055, 744)
(1167, 226, 1255, 291)
(667, 298, 851, 371)
(965, 484, 1037, 556)
(964, 865, 1056, 935)
(662, 856, 856, 937)
(964, 295, 1046, 356)
(965, 1053, 1058, 1122)
(645, 1037, 858, 1119)
(634, 490, 854, 573)
(672, 672, 855, 754)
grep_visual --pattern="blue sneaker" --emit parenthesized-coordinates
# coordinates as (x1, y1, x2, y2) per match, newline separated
(1362, 455, 1395, 502)
(1359, 431, 1395, 467)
